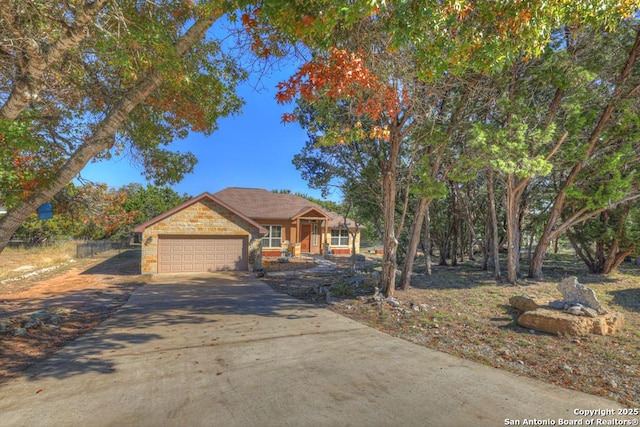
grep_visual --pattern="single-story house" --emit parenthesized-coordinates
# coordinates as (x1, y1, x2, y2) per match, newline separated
(133, 187, 361, 274)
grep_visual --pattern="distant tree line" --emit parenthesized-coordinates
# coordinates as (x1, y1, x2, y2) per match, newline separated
(11, 183, 190, 244)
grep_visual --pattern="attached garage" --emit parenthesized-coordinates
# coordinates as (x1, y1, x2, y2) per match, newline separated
(157, 236, 248, 273)
(133, 193, 267, 275)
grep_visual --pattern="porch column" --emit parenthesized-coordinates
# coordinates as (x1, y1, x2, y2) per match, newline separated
(324, 219, 328, 255)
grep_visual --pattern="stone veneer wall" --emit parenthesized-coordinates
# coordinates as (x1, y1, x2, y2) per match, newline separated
(140, 199, 263, 274)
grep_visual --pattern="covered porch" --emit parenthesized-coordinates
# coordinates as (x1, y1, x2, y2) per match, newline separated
(291, 207, 329, 256)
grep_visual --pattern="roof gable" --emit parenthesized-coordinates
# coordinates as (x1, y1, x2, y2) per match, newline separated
(291, 206, 330, 220)
(132, 192, 267, 234)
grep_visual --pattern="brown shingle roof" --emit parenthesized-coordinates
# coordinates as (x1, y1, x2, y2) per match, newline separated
(213, 188, 358, 229)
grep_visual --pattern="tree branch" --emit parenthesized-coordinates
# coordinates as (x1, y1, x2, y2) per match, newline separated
(0, 11, 222, 252)
(0, 0, 110, 120)
(544, 130, 569, 162)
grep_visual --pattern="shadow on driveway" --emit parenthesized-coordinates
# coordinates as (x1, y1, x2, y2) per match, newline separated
(23, 273, 320, 382)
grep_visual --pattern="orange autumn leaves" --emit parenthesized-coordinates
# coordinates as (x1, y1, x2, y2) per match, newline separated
(276, 48, 408, 143)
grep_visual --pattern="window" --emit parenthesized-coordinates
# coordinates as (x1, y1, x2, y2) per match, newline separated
(262, 225, 282, 248)
(331, 229, 349, 246)
(312, 223, 318, 246)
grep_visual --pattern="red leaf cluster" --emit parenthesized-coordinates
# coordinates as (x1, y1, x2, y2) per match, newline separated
(276, 48, 404, 125)
(241, 9, 272, 57)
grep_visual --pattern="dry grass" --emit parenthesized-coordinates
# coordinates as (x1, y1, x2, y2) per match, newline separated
(0, 242, 77, 282)
(264, 253, 640, 407)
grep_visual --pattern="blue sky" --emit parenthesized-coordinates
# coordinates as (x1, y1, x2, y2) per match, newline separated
(79, 65, 340, 202)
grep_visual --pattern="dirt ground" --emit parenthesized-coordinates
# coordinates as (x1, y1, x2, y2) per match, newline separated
(0, 249, 144, 382)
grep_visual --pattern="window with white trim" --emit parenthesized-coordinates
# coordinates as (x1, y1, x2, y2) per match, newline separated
(331, 229, 349, 246)
(313, 223, 318, 246)
(262, 225, 282, 248)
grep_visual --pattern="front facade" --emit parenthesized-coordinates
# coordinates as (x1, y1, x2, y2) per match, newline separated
(256, 217, 359, 257)
(258, 207, 329, 257)
(133, 188, 361, 275)
(214, 188, 361, 257)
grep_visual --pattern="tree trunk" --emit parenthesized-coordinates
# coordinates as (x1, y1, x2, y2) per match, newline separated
(379, 130, 402, 297)
(450, 222, 458, 267)
(567, 230, 595, 272)
(439, 239, 449, 266)
(450, 182, 459, 267)
(526, 232, 534, 263)
(603, 205, 632, 274)
(467, 226, 475, 261)
(482, 217, 489, 271)
(505, 175, 522, 284)
(566, 206, 634, 275)
(0, 14, 221, 253)
(399, 198, 430, 290)
(424, 205, 432, 276)
(487, 168, 501, 279)
(603, 249, 633, 274)
(458, 223, 465, 263)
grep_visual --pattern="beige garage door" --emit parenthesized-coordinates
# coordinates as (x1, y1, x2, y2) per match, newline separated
(157, 236, 248, 273)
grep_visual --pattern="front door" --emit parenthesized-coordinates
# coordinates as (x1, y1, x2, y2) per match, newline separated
(300, 224, 311, 252)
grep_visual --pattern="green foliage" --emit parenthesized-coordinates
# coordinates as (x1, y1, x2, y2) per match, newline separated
(329, 282, 356, 298)
(122, 184, 191, 226)
(0, 119, 40, 150)
(412, 152, 450, 200)
(566, 144, 637, 211)
(469, 117, 555, 179)
(385, 1, 637, 79)
(12, 213, 69, 244)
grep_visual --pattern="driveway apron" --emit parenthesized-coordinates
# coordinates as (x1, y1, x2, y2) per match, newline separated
(0, 273, 631, 427)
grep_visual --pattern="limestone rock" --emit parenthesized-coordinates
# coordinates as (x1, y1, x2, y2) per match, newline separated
(557, 276, 605, 314)
(564, 304, 586, 316)
(549, 301, 565, 310)
(518, 308, 624, 336)
(509, 295, 539, 312)
(23, 318, 41, 329)
(325, 289, 338, 305)
(591, 312, 624, 335)
(562, 304, 599, 318)
(387, 297, 401, 308)
(13, 327, 27, 337)
(518, 308, 595, 336)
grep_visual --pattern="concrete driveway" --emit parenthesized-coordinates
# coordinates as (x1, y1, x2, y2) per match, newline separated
(0, 273, 631, 427)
